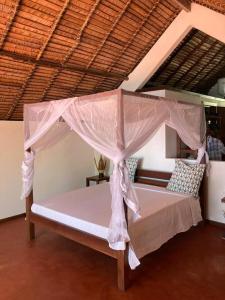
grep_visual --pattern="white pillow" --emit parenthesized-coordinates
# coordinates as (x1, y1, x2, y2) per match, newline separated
(167, 160, 205, 197)
(126, 157, 139, 182)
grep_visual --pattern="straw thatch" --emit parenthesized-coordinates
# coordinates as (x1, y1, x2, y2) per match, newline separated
(0, 0, 223, 120)
(143, 28, 225, 95)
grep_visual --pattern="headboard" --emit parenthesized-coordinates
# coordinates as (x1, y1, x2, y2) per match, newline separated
(134, 168, 206, 220)
(134, 169, 172, 187)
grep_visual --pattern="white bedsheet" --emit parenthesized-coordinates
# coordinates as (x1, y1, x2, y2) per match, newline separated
(32, 183, 202, 261)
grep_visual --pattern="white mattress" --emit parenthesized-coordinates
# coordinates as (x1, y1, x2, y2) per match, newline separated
(32, 183, 202, 259)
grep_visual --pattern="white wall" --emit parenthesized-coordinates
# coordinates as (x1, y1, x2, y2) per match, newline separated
(0, 122, 24, 219)
(0, 121, 95, 219)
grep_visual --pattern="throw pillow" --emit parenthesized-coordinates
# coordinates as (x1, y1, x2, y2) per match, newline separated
(167, 160, 205, 197)
(126, 157, 139, 182)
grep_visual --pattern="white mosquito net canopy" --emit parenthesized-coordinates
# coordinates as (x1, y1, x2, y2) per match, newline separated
(21, 89, 207, 269)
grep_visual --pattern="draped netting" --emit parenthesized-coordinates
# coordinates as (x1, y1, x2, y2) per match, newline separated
(21, 89, 207, 269)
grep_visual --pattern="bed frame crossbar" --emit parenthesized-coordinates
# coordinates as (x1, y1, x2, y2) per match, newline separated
(135, 169, 172, 187)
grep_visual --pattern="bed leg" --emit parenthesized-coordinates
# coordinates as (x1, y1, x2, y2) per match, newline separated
(27, 221, 35, 241)
(26, 192, 35, 241)
(117, 247, 129, 291)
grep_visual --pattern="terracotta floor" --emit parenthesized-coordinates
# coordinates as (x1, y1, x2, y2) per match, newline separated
(0, 218, 225, 300)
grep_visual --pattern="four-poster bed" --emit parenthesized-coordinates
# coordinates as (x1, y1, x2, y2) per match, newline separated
(26, 169, 206, 290)
(22, 89, 207, 290)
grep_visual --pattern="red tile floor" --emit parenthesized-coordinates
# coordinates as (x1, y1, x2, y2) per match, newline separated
(0, 217, 225, 300)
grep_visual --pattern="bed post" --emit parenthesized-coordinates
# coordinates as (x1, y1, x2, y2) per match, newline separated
(199, 155, 207, 221)
(117, 201, 129, 291)
(116, 90, 129, 290)
(117, 245, 129, 291)
(25, 148, 35, 241)
(26, 191, 35, 241)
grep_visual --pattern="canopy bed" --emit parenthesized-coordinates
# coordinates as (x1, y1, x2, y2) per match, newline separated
(22, 89, 207, 290)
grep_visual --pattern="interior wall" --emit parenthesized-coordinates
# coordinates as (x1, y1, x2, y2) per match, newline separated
(0, 122, 24, 219)
(0, 121, 95, 219)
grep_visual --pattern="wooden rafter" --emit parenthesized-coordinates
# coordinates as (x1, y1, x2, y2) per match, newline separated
(69, 0, 133, 97)
(152, 29, 197, 85)
(0, 0, 21, 48)
(172, 39, 219, 87)
(5, 0, 71, 120)
(163, 33, 209, 85)
(142, 21, 225, 95)
(191, 48, 225, 91)
(38, 0, 102, 103)
(182, 45, 224, 89)
(171, 0, 191, 12)
(36, 0, 71, 60)
(0, 50, 128, 80)
(122, 5, 181, 90)
(93, 0, 162, 92)
(5, 67, 35, 119)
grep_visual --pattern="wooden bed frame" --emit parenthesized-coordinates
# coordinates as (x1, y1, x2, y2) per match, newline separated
(26, 168, 206, 291)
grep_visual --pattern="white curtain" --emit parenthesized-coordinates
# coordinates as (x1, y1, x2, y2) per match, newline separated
(21, 89, 206, 269)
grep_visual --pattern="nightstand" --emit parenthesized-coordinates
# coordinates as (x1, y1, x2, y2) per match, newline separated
(86, 175, 110, 187)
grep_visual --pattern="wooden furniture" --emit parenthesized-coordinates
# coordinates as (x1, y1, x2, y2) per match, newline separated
(86, 175, 110, 187)
(221, 197, 225, 240)
(26, 168, 206, 291)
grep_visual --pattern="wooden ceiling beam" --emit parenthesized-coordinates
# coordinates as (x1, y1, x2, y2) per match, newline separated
(163, 32, 209, 85)
(153, 29, 197, 85)
(37, 0, 102, 103)
(36, 0, 71, 60)
(191, 48, 225, 92)
(172, 39, 218, 88)
(0, 50, 127, 80)
(0, 0, 22, 48)
(182, 43, 223, 89)
(4, 0, 71, 120)
(92, 0, 162, 93)
(69, 0, 132, 97)
(171, 0, 191, 12)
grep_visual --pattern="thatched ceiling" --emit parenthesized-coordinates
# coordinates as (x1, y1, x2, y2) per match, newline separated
(143, 28, 225, 95)
(0, 0, 224, 120)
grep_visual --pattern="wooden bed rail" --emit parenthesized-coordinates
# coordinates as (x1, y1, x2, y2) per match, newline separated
(134, 169, 172, 187)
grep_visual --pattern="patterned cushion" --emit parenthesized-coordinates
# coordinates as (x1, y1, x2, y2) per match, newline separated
(167, 160, 205, 197)
(126, 157, 139, 182)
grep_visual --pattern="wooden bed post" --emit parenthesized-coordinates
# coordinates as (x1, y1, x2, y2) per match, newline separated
(117, 200, 129, 291)
(25, 148, 35, 241)
(200, 155, 208, 221)
(26, 191, 35, 241)
(117, 245, 129, 291)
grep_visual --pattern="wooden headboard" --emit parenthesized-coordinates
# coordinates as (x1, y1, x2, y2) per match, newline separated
(134, 168, 206, 220)
(134, 169, 172, 187)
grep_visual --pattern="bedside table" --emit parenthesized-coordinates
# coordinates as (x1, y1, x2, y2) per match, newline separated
(86, 175, 110, 187)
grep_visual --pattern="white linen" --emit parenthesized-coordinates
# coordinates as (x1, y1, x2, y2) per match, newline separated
(22, 89, 206, 268)
(31, 183, 202, 267)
